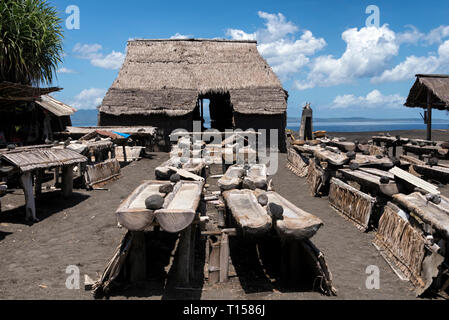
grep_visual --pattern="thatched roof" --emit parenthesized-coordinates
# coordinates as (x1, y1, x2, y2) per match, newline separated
(405, 74, 449, 110)
(99, 39, 287, 116)
(0, 82, 61, 101)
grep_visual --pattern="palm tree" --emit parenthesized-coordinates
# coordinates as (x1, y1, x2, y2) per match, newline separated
(0, 0, 64, 85)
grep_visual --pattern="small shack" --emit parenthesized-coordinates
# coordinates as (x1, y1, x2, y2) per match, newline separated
(405, 74, 449, 140)
(98, 39, 288, 152)
(0, 81, 76, 147)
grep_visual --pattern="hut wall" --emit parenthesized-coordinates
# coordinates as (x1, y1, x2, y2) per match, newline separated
(233, 112, 287, 153)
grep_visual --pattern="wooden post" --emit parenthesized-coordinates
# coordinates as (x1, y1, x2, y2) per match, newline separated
(61, 165, 74, 198)
(427, 90, 432, 141)
(20, 172, 36, 221)
(189, 224, 196, 281)
(208, 236, 220, 284)
(177, 225, 192, 287)
(217, 205, 226, 228)
(219, 232, 229, 283)
(129, 231, 146, 283)
(54, 167, 60, 186)
(122, 145, 127, 163)
(34, 170, 43, 197)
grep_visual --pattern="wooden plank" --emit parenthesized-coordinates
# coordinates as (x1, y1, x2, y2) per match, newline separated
(129, 231, 146, 283)
(389, 167, 439, 195)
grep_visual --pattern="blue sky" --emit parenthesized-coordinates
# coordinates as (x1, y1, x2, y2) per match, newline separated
(50, 0, 449, 119)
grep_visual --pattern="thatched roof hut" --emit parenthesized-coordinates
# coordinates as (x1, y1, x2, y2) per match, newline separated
(99, 39, 288, 151)
(405, 74, 449, 140)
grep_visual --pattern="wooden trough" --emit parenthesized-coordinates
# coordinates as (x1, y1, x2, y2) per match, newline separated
(116, 180, 170, 231)
(339, 168, 399, 197)
(154, 180, 204, 233)
(313, 148, 349, 166)
(260, 191, 323, 240)
(217, 165, 245, 191)
(222, 189, 272, 236)
(242, 164, 268, 190)
(84, 158, 121, 189)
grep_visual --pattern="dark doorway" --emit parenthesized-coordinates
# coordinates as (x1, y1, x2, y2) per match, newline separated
(197, 92, 234, 132)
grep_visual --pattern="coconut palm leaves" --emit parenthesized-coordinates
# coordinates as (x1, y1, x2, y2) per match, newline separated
(0, 0, 64, 85)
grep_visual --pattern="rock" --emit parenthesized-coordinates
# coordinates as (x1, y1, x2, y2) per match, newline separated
(145, 194, 164, 210)
(7, 144, 16, 150)
(267, 203, 284, 220)
(257, 193, 268, 206)
(376, 154, 383, 159)
(363, 150, 370, 155)
(428, 157, 438, 167)
(346, 151, 356, 159)
(349, 162, 359, 171)
(426, 193, 441, 205)
(391, 157, 401, 166)
(159, 183, 173, 194)
(170, 173, 181, 183)
(379, 176, 390, 184)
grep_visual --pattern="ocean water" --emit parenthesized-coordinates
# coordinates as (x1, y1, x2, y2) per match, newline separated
(287, 120, 449, 132)
(71, 110, 448, 132)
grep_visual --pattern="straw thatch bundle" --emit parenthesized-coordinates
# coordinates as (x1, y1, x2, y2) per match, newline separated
(329, 178, 376, 231)
(99, 39, 287, 117)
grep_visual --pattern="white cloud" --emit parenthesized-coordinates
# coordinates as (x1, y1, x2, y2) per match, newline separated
(73, 43, 125, 70)
(225, 29, 256, 40)
(170, 33, 193, 39)
(295, 25, 398, 90)
(71, 88, 107, 110)
(226, 11, 326, 79)
(332, 89, 405, 109)
(424, 25, 449, 44)
(91, 51, 125, 70)
(372, 39, 449, 83)
(396, 25, 424, 44)
(57, 67, 76, 74)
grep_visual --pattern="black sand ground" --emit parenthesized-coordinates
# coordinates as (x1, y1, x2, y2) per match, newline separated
(0, 129, 448, 300)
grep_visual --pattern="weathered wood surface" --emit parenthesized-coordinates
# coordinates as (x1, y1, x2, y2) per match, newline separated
(242, 164, 268, 190)
(286, 147, 309, 177)
(1, 147, 87, 172)
(314, 149, 349, 166)
(412, 163, 449, 182)
(260, 191, 323, 239)
(116, 180, 169, 231)
(372, 136, 409, 145)
(399, 155, 425, 166)
(115, 146, 144, 162)
(374, 202, 444, 295)
(84, 158, 121, 188)
(182, 158, 206, 176)
(217, 165, 245, 191)
(155, 180, 204, 233)
(357, 144, 386, 156)
(402, 144, 448, 158)
(350, 154, 393, 168)
(307, 160, 325, 197)
(327, 140, 356, 152)
(390, 167, 440, 195)
(20, 171, 37, 221)
(339, 168, 399, 196)
(222, 189, 272, 236)
(329, 178, 376, 231)
(393, 192, 449, 239)
(292, 144, 320, 155)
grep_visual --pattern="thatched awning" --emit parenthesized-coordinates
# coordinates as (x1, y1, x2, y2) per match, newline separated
(99, 39, 287, 116)
(0, 82, 61, 101)
(405, 74, 449, 110)
(1, 148, 87, 172)
(35, 95, 77, 117)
